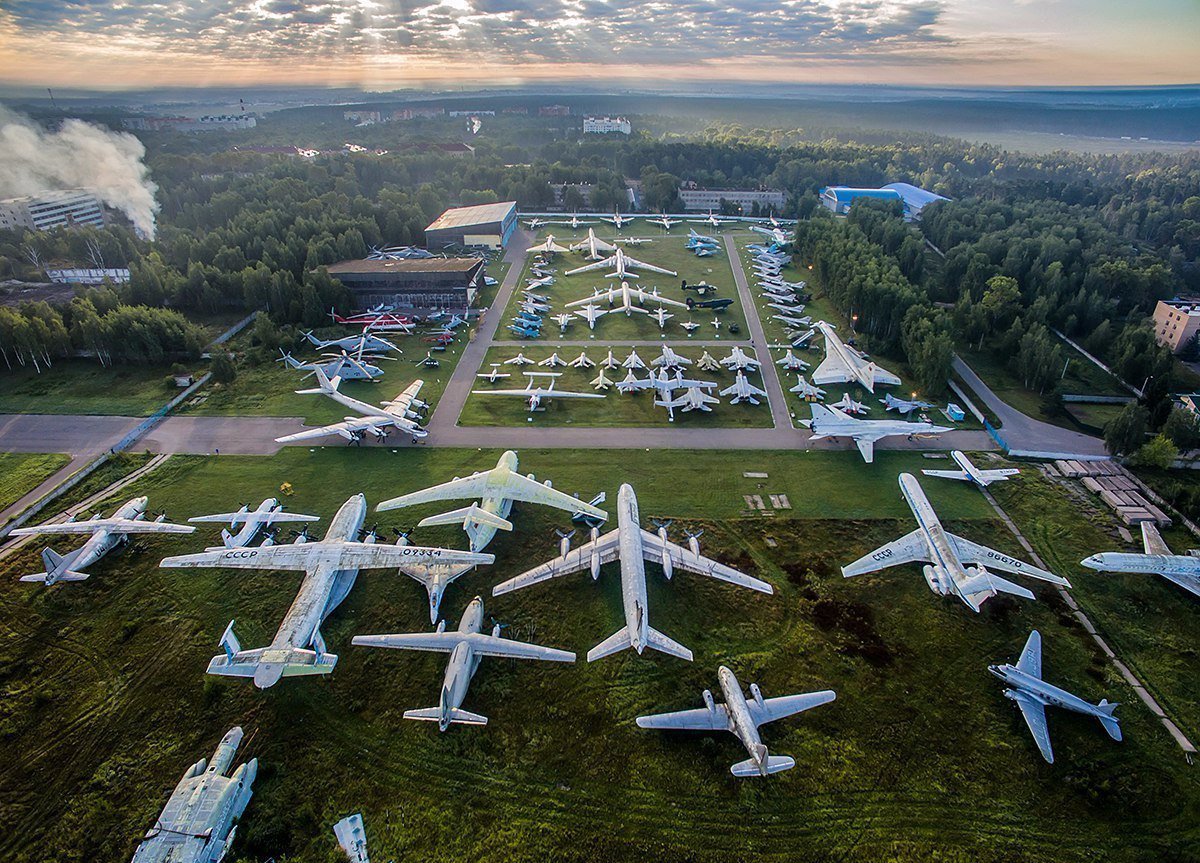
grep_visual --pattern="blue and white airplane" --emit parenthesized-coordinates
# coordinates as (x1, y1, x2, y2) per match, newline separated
(508, 323, 541, 339)
(922, 451, 1019, 488)
(989, 630, 1121, 763)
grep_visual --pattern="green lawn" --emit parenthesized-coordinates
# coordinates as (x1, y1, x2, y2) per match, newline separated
(1064, 401, 1130, 433)
(460, 344, 774, 428)
(0, 359, 193, 416)
(0, 448, 1195, 862)
(0, 453, 72, 518)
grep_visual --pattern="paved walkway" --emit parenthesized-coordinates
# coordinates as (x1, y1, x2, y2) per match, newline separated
(952, 355, 1107, 457)
(0, 413, 142, 454)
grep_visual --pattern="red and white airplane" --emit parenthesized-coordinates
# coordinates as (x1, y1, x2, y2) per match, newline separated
(330, 307, 415, 332)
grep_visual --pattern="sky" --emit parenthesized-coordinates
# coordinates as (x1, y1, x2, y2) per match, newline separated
(0, 0, 1196, 90)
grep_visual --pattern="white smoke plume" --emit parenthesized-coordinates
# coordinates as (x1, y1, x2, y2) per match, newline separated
(0, 107, 160, 238)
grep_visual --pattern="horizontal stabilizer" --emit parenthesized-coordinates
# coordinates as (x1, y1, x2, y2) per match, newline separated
(207, 647, 338, 689)
(1097, 700, 1122, 741)
(24, 547, 90, 583)
(731, 754, 794, 777)
(418, 504, 513, 533)
(403, 707, 488, 726)
(958, 571, 1034, 610)
(20, 570, 89, 583)
(646, 626, 694, 661)
(586, 625, 632, 662)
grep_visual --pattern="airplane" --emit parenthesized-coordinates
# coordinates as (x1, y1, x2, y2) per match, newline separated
(352, 596, 574, 730)
(831, 392, 868, 415)
(720, 372, 768, 405)
(422, 331, 456, 346)
(656, 385, 721, 419)
(842, 473, 1069, 612)
(805, 404, 951, 463)
(538, 352, 568, 368)
(768, 301, 805, 314)
(789, 330, 816, 348)
(552, 312, 574, 332)
(650, 345, 692, 370)
(616, 236, 652, 246)
(377, 450, 606, 560)
(646, 213, 682, 230)
(159, 494, 492, 688)
(689, 210, 738, 228)
(650, 307, 673, 329)
(776, 349, 810, 371)
(13, 497, 194, 585)
(1081, 521, 1200, 598)
(471, 371, 606, 412)
(812, 321, 902, 393)
(681, 280, 720, 296)
(573, 303, 608, 330)
(618, 368, 717, 397)
(569, 351, 595, 368)
(749, 224, 790, 244)
(567, 281, 688, 316)
(636, 666, 834, 777)
(545, 213, 595, 230)
(760, 276, 806, 290)
(476, 365, 511, 384)
(686, 229, 719, 246)
(601, 210, 636, 229)
(130, 726, 257, 863)
(304, 330, 403, 354)
(721, 346, 761, 371)
(526, 275, 556, 290)
(526, 235, 569, 255)
(615, 369, 645, 394)
(415, 352, 440, 369)
(570, 228, 617, 260)
(278, 350, 385, 382)
(188, 498, 319, 549)
(680, 320, 701, 334)
(522, 289, 551, 303)
(687, 297, 734, 312)
(508, 322, 542, 338)
(513, 310, 543, 326)
(275, 370, 428, 443)
(330, 308, 414, 331)
(504, 352, 535, 365)
(988, 630, 1121, 764)
(493, 483, 773, 661)
(600, 349, 621, 369)
(565, 249, 678, 280)
(517, 298, 550, 314)
(789, 375, 826, 400)
(524, 217, 549, 229)
(922, 451, 1020, 488)
(882, 393, 935, 414)
(333, 814, 369, 863)
(591, 369, 615, 390)
(622, 349, 646, 369)
(693, 246, 717, 258)
(426, 312, 468, 329)
(696, 351, 722, 372)
(774, 314, 812, 328)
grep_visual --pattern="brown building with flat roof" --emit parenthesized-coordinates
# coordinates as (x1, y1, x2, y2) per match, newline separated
(1153, 299, 1200, 353)
(325, 257, 485, 313)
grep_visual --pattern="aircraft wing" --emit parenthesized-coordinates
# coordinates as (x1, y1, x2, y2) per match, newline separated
(636, 704, 730, 731)
(494, 473, 608, 518)
(639, 530, 773, 593)
(854, 436, 877, 463)
(1012, 690, 1054, 763)
(382, 380, 426, 412)
(493, 530, 621, 594)
(471, 387, 536, 397)
(565, 259, 612, 277)
(566, 290, 617, 307)
(1141, 522, 1171, 556)
(921, 469, 969, 481)
(947, 535, 1069, 585)
(628, 260, 678, 277)
(543, 389, 606, 400)
(1016, 630, 1042, 677)
(275, 415, 418, 444)
(160, 543, 491, 571)
(748, 690, 837, 726)
(1159, 571, 1200, 597)
(841, 528, 928, 577)
(811, 354, 854, 385)
(464, 632, 575, 662)
(11, 518, 194, 536)
(377, 472, 493, 509)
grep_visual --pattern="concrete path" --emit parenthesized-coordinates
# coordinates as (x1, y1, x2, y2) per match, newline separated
(952, 355, 1107, 457)
(0, 413, 142, 454)
(140, 416, 303, 455)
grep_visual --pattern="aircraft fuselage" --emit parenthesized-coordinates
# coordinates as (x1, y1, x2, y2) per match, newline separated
(718, 666, 766, 768)
(615, 484, 651, 653)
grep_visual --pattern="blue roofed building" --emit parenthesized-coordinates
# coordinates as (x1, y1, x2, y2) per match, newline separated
(819, 182, 949, 221)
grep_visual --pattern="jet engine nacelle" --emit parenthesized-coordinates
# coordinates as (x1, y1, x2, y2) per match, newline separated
(750, 683, 765, 707)
(589, 527, 602, 580)
(491, 624, 502, 638)
(687, 531, 702, 557)
(923, 564, 951, 596)
(436, 620, 446, 634)
(702, 689, 716, 713)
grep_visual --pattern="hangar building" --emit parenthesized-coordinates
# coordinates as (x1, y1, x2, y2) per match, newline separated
(424, 202, 517, 249)
(325, 257, 486, 313)
(819, 183, 948, 221)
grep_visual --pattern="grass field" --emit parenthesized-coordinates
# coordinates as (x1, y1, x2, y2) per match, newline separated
(0, 359, 194, 416)
(459, 344, 774, 428)
(1064, 401, 1130, 433)
(0, 448, 1197, 863)
(0, 453, 72, 517)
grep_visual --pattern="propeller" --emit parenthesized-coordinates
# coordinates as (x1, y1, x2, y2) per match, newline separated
(289, 526, 312, 544)
(358, 524, 380, 542)
(651, 518, 673, 530)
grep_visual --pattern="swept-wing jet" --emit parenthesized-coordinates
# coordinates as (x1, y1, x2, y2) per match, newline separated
(721, 371, 768, 405)
(601, 210, 636, 229)
(686, 229, 719, 246)
(568, 351, 595, 368)
(565, 249, 678, 280)
(768, 301, 805, 314)
(789, 375, 825, 400)
(275, 370, 428, 443)
(776, 349, 809, 371)
(923, 451, 1019, 488)
(130, 726, 257, 863)
(650, 307, 673, 329)
(159, 494, 492, 688)
(811, 321, 901, 392)
(508, 323, 541, 339)
(570, 228, 618, 260)
(377, 449, 606, 554)
(989, 630, 1121, 763)
(689, 210, 737, 228)
(504, 353, 533, 366)
(470, 371, 606, 412)
(573, 303, 608, 330)
(882, 393, 934, 414)
(526, 235, 569, 255)
(619, 368, 716, 397)
(805, 404, 950, 463)
(518, 298, 550, 314)
(304, 330, 403, 354)
(567, 281, 687, 316)
(494, 484, 772, 662)
(538, 352, 568, 368)
(749, 224, 790, 245)
(1081, 521, 1200, 598)
(774, 313, 812, 328)
(476, 365, 511, 384)
(720, 346, 760, 371)
(636, 666, 834, 777)
(842, 474, 1069, 611)
(552, 312, 574, 333)
(545, 213, 595, 230)
(590, 369, 615, 390)
(831, 392, 868, 414)
(189, 498, 319, 549)
(13, 497, 194, 585)
(696, 350, 722, 372)
(526, 275, 556, 290)
(600, 349, 621, 369)
(524, 217, 549, 229)
(646, 213, 682, 229)
(353, 596, 574, 730)
(622, 349, 646, 369)
(278, 349, 385, 382)
(657, 385, 721, 419)
(650, 345, 692, 369)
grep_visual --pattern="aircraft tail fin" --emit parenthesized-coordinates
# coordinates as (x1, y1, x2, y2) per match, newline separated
(403, 707, 488, 726)
(645, 626, 694, 661)
(418, 503, 513, 533)
(1096, 700, 1122, 740)
(295, 367, 340, 395)
(21, 547, 89, 583)
(587, 626, 632, 662)
(731, 747, 795, 777)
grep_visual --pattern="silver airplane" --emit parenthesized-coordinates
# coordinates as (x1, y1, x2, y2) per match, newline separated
(1081, 521, 1200, 598)
(650, 345, 692, 369)
(565, 249, 678, 280)
(590, 369, 615, 390)
(636, 666, 834, 777)
(526, 235, 569, 255)
(776, 349, 810, 371)
(789, 374, 825, 400)
(131, 726, 257, 863)
(646, 213, 682, 229)
(601, 209, 636, 229)
(689, 210, 738, 228)
(274, 370, 428, 444)
(922, 451, 1019, 488)
(843, 474, 1069, 611)
(160, 495, 492, 688)
(656, 385, 721, 419)
(278, 349, 386, 382)
(13, 496, 194, 585)
(805, 403, 951, 463)
(569, 228, 617, 260)
(493, 483, 773, 662)
(568, 351, 595, 368)
(720, 346, 760, 371)
(650, 307, 674, 329)
(812, 321, 901, 393)
(989, 630, 1121, 763)
(567, 281, 687, 317)
(720, 371, 768, 405)
(470, 371, 607, 412)
(353, 596, 574, 730)
(573, 303, 608, 329)
(552, 312, 574, 332)
(188, 497, 319, 548)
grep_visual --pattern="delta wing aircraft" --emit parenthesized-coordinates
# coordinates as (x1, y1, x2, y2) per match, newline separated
(470, 371, 606, 412)
(14, 497, 194, 585)
(565, 248, 678, 280)
(923, 451, 1019, 488)
(811, 321, 901, 392)
(636, 666, 835, 777)
(353, 596, 574, 730)
(189, 498, 319, 548)
(570, 228, 617, 260)
(275, 369, 428, 444)
(160, 495, 492, 688)
(842, 474, 1069, 611)
(1081, 521, 1200, 598)
(493, 484, 773, 662)
(989, 630, 1122, 763)
(805, 403, 952, 463)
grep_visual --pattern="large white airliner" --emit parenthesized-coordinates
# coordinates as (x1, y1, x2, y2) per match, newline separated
(1081, 521, 1200, 598)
